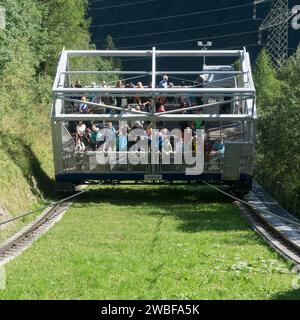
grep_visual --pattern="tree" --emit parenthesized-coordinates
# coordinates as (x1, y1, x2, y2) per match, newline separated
(254, 47, 300, 205)
(105, 34, 122, 71)
(253, 49, 282, 112)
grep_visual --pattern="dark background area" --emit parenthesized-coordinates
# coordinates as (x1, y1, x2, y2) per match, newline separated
(88, 0, 300, 74)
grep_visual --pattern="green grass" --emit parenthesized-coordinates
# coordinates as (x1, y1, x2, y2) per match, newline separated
(1, 185, 299, 300)
(0, 109, 55, 243)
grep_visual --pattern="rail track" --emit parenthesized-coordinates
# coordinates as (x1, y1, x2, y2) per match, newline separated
(0, 191, 84, 266)
(203, 182, 300, 264)
(1, 182, 300, 267)
(236, 201, 300, 265)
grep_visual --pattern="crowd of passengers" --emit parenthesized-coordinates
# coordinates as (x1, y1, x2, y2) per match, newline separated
(74, 121, 225, 159)
(70, 76, 225, 156)
(71, 75, 207, 115)
(74, 120, 225, 158)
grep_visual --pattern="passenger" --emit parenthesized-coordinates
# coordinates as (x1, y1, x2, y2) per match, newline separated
(179, 81, 192, 112)
(82, 128, 91, 150)
(75, 137, 86, 151)
(131, 106, 144, 129)
(159, 75, 169, 88)
(133, 82, 151, 112)
(76, 121, 86, 140)
(190, 95, 198, 107)
(156, 102, 165, 113)
(158, 95, 167, 104)
(91, 93, 105, 114)
(126, 82, 135, 105)
(136, 81, 143, 89)
(161, 128, 172, 155)
(146, 125, 153, 138)
(75, 80, 83, 88)
(141, 125, 151, 150)
(213, 139, 225, 155)
(141, 97, 152, 112)
(75, 121, 86, 151)
(134, 82, 144, 106)
(157, 130, 164, 152)
(79, 96, 91, 113)
(162, 137, 173, 155)
(103, 122, 116, 151)
(107, 122, 116, 132)
(174, 131, 184, 153)
(118, 125, 128, 152)
(131, 136, 141, 153)
(90, 125, 102, 151)
(116, 80, 124, 109)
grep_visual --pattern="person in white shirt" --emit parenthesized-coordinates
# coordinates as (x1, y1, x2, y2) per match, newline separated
(75, 121, 87, 151)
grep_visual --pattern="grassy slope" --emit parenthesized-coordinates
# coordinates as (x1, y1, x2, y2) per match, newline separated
(1, 186, 299, 300)
(0, 107, 54, 242)
(0, 0, 93, 241)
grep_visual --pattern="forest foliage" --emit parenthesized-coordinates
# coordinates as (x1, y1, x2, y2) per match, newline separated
(0, 0, 116, 217)
(253, 47, 300, 208)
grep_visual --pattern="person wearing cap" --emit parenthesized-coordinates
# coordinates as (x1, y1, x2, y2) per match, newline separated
(159, 75, 169, 88)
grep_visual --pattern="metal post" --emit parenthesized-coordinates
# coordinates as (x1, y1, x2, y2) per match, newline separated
(151, 47, 157, 116)
(198, 41, 213, 66)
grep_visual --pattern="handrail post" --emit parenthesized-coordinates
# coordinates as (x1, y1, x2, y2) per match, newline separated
(151, 47, 156, 115)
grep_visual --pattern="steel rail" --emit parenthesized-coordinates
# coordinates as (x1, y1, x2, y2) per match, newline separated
(0, 190, 87, 265)
(204, 182, 300, 264)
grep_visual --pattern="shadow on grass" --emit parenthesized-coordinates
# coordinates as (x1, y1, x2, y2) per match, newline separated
(272, 288, 300, 300)
(75, 186, 253, 234)
(79, 185, 231, 206)
(0, 133, 56, 200)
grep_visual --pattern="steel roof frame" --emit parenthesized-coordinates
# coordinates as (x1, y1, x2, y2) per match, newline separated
(52, 47, 256, 122)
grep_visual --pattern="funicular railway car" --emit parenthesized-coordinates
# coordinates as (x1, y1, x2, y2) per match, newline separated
(51, 48, 257, 193)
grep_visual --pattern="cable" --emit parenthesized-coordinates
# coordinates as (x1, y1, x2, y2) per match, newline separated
(90, 0, 158, 12)
(203, 182, 300, 228)
(222, 43, 263, 50)
(118, 30, 259, 49)
(120, 43, 262, 63)
(90, 3, 254, 28)
(93, 18, 261, 43)
(0, 190, 86, 227)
